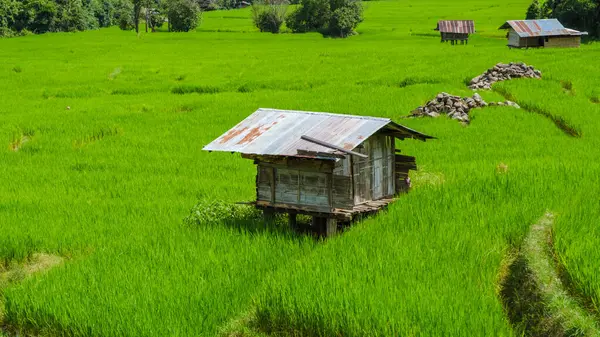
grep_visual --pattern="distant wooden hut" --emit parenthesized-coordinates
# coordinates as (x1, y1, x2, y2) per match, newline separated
(203, 108, 433, 236)
(435, 20, 475, 45)
(499, 19, 587, 48)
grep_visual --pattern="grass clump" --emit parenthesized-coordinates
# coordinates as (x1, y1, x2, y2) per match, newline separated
(561, 80, 575, 95)
(397, 77, 441, 88)
(73, 127, 121, 149)
(8, 128, 35, 152)
(171, 85, 222, 94)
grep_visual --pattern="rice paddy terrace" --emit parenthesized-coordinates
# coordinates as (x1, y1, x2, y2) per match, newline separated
(1, 0, 600, 336)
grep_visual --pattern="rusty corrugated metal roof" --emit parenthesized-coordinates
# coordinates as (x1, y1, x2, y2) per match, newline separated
(499, 19, 587, 37)
(203, 108, 433, 159)
(435, 20, 475, 34)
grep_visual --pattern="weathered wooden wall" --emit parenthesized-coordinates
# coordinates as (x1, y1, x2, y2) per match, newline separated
(507, 29, 540, 48)
(334, 133, 395, 205)
(545, 36, 581, 48)
(508, 30, 522, 47)
(255, 133, 402, 212)
(256, 161, 353, 212)
(508, 30, 580, 48)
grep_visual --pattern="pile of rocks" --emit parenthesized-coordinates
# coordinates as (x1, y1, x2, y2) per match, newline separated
(469, 62, 542, 90)
(410, 92, 520, 123)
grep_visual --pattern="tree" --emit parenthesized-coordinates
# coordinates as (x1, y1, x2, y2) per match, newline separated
(252, 0, 288, 33)
(285, 0, 330, 33)
(595, 0, 600, 36)
(167, 0, 200, 32)
(525, 0, 541, 19)
(132, 0, 142, 32)
(53, 0, 96, 32)
(285, 0, 362, 37)
(554, 0, 596, 33)
(0, 0, 21, 29)
(329, 0, 361, 37)
(115, 0, 134, 29)
(147, 0, 166, 31)
(14, 0, 58, 33)
(540, 0, 558, 17)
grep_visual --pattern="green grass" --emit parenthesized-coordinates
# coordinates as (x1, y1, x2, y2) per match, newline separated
(500, 213, 600, 336)
(1, 0, 600, 336)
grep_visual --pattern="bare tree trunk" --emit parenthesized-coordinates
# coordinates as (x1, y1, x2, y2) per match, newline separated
(134, 1, 141, 33)
(145, 7, 149, 33)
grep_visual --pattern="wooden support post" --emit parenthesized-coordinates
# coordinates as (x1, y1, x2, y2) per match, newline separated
(326, 218, 337, 237)
(326, 173, 333, 208)
(349, 155, 355, 203)
(288, 213, 297, 230)
(270, 167, 276, 203)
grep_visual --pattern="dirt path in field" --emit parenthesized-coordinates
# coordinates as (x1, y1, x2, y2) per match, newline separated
(498, 213, 599, 336)
(0, 254, 63, 336)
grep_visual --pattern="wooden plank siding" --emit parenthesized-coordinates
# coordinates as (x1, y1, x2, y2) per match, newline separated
(351, 141, 372, 204)
(256, 132, 401, 214)
(507, 29, 522, 47)
(332, 174, 353, 209)
(256, 162, 352, 212)
(369, 134, 395, 200)
(545, 36, 581, 48)
(334, 133, 395, 204)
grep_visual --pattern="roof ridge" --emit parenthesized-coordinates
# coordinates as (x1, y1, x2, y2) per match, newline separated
(257, 108, 392, 122)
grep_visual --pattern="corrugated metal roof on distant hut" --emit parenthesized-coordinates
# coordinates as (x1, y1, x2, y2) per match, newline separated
(435, 20, 475, 34)
(499, 19, 587, 37)
(203, 108, 433, 159)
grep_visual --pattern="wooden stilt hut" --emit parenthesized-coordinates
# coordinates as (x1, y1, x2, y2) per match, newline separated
(203, 108, 434, 236)
(435, 20, 475, 45)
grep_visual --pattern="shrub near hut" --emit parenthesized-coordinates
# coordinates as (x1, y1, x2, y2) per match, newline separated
(167, 0, 201, 32)
(330, 2, 363, 37)
(286, 0, 363, 37)
(252, 0, 288, 33)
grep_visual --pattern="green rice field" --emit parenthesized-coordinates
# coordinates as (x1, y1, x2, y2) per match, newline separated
(1, 0, 600, 335)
